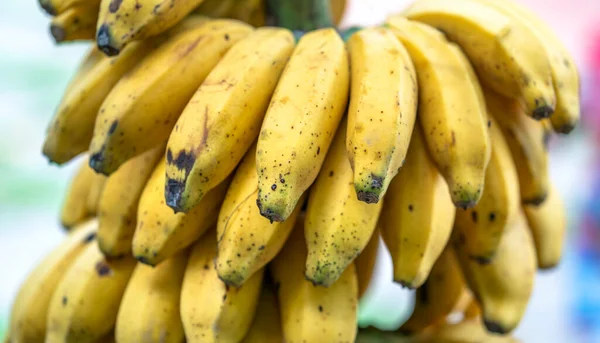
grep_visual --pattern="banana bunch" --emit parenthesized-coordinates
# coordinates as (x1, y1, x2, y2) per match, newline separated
(12, 0, 580, 341)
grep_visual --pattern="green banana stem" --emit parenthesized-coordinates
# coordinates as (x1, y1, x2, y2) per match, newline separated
(266, 0, 334, 32)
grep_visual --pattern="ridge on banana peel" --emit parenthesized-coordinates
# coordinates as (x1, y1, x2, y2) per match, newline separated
(96, 0, 207, 56)
(386, 16, 491, 209)
(346, 26, 418, 204)
(89, 18, 252, 176)
(181, 231, 263, 343)
(9, 220, 97, 343)
(50, 4, 99, 43)
(164, 27, 295, 213)
(256, 28, 349, 222)
(403, 0, 556, 120)
(379, 124, 455, 289)
(133, 159, 229, 266)
(305, 118, 383, 286)
(216, 143, 305, 287)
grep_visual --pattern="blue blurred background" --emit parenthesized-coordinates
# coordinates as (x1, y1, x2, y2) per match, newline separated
(0, 0, 599, 342)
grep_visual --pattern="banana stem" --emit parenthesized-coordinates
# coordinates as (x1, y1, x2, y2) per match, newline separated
(266, 0, 334, 32)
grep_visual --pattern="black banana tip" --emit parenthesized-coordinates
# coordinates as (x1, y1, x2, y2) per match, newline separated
(532, 105, 554, 120)
(49, 25, 65, 43)
(89, 151, 109, 175)
(165, 178, 186, 213)
(40, 1, 56, 15)
(523, 192, 548, 206)
(469, 255, 493, 265)
(256, 200, 284, 223)
(356, 191, 380, 204)
(135, 255, 156, 267)
(483, 319, 510, 335)
(96, 24, 120, 57)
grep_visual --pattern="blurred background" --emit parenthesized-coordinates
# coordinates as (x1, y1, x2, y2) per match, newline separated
(0, 0, 599, 342)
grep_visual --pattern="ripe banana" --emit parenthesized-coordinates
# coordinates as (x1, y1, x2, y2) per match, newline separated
(97, 146, 163, 257)
(524, 185, 566, 269)
(96, 0, 209, 56)
(256, 28, 349, 222)
(454, 210, 536, 334)
(346, 27, 417, 204)
(194, 0, 236, 18)
(85, 171, 106, 217)
(241, 282, 282, 343)
(60, 157, 97, 229)
(379, 124, 455, 289)
(115, 252, 188, 343)
(477, 0, 580, 133)
(39, 0, 100, 15)
(453, 116, 520, 263)
(330, 0, 347, 25)
(484, 89, 550, 205)
(89, 19, 252, 175)
(355, 228, 380, 298)
(50, 5, 98, 43)
(164, 27, 295, 212)
(45, 243, 136, 343)
(399, 247, 468, 334)
(305, 119, 383, 286)
(181, 231, 264, 343)
(229, 0, 266, 27)
(133, 159, 229, 266)
(403, 0, 556, 119)
(216, 144, 304, 287)
(387, 16, 490, 208)
(9, 220, 97, 343)
(418, 319, 521, 343)
(270, 222, 358, 343)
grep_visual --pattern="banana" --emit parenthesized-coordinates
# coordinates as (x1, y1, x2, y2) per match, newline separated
(464, 299, 482, 320)
(133, 159, 229, 266)
(60, 157, 97, 229)
(97, 147, 163, 257)
(9, 220, 97, 343)
(355, 228, 379, 298)
(453, 210, 536, 334)
(524, 185, 566, 269)
(256, 28, 349, 222)
(89, 19, 253, 175)
(484, 89, 550, 205)
(216, 144, 304, 287)
(164, 27, 295, 212)
(45, 243, 136, 343)
(115, 252, 188, 343)
(181, 231, 264, 343)
(86, 171, 107, 217)
(403, 0, 556, 119)
(50, 5, 98, 43)
(399, 247, 468, 334)
(330, 0, 347, 25)
(96, 0, 209, 56)
(477, 0, 580, 133)
(453, 116, 520, 263)
(194, 0, 236, 18)
(417, 319, 521, 343)
(270, 221, 358, 343)
(346, 27, 417, 203)
(305, 119, 384, 286)
(379, 124, 455, 289)
(39, 0, 100, 15)
(229, 0, 266, 27)
(241, 282, 282, 343)
(387, 16, 490, 208)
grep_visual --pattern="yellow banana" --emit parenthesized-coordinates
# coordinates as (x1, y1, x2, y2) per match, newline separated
(164, 27, 295, 212)
(256, 28, 349, 222)
(485, 89, 550, 205)
(387, 16, 490, 208)
(379, 124, 455, 289)
(355, 228, 380, 298)
(524, 185, 566, 269)
(403, 0, 556, 119)
(454, 210, 536, 334)
(181, 231, 264, 343)
(194, 0, 237, 18)
(305, 119, 384, 286)
(39, 0, 100, 15)
(50, 5, 98, 43)
(346, 27, 417, 204)
(453, 116, 520, 263)
(417, 319, 521, 343)
(399, 247, 468, 334)
(464, 299, 482, 320)
(477, 0, 580, 133)
(133, 159, 229, 266)
(330, 0, 347, 25)
(241, 282, 282, 343)
(216, 144, 304, 287)
(96, 0, 209, 56)
(115, 252, 188, 343)
(60, 157, 97, 229)
(85, 171, 106, 217)
(9, 220, 97, 343)
(97, 147, 163, 257)
(229, 0, 266, 27)
(45, 243, 136, 343)
(270, 222, 358, 343)
(89, 19, 252, 175)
